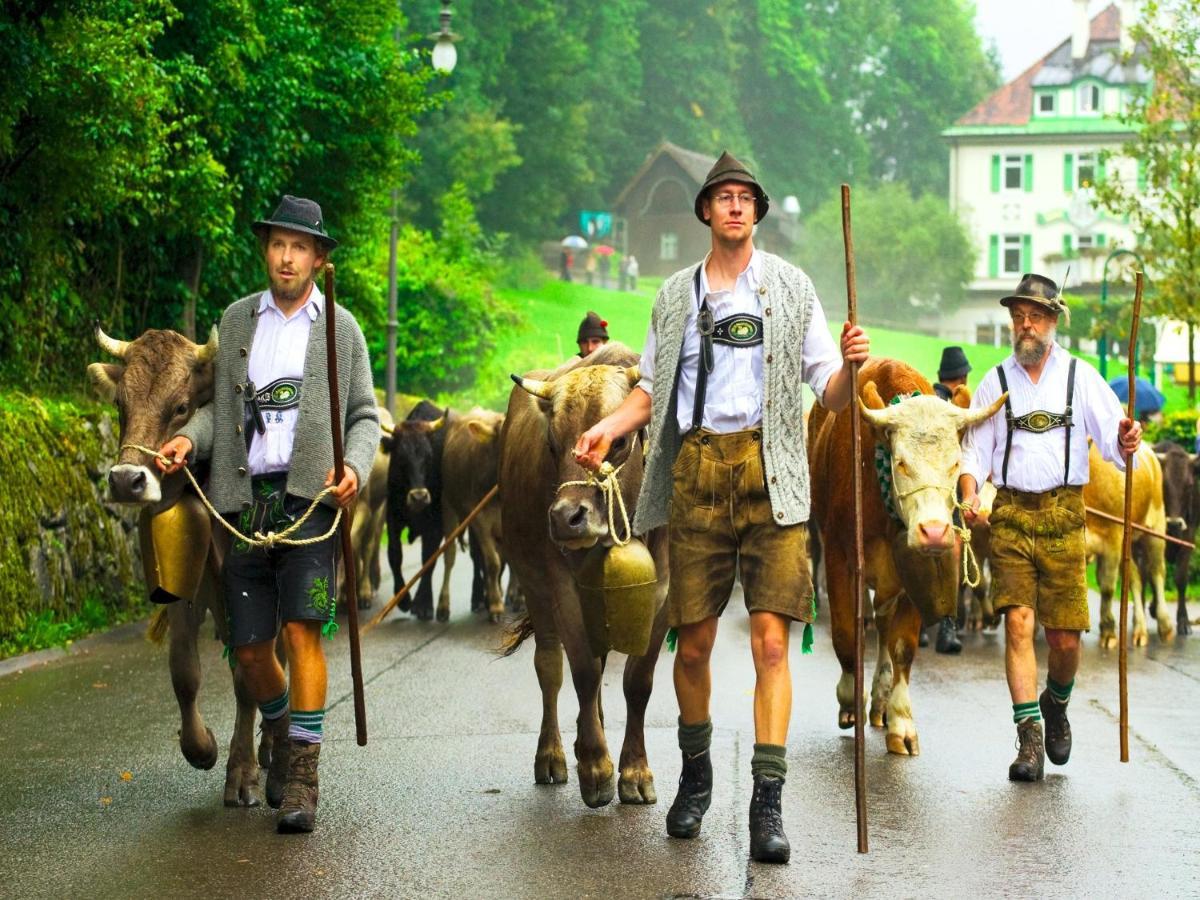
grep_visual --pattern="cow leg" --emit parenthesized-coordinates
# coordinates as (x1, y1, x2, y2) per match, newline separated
(386, 511, 410, 613)
(1128, 560, 1149, 647)
(414, 530, 436, 620)
(617, 596, 669, 804)
(869, 595, 896, 729)
(1178, 549, 1193, 636)
(469, 533, 487, 613)
(168, 599, 218, 770)
(883, 595, 922, 756)
(437, 529, 456, 623)
(826, 543, 867, 730)
(480, 529, 506, 624)
(526, 597, 568, 785)
(1146, 541, 1174, 643)
(1096, 548, 1119, 649)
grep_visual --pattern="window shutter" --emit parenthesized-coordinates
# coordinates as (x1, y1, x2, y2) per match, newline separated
(989, 235, 999, 278)
(1096, 232, 1107, 247)
(1097, 156, 1107, 184)
(1024, 154, 1034, 192)
(1137, 159, 1147, 191)
(991, 155, 1001, 193)
(1064, 153, 1074, 191)
(1062, 233, 1073, 258)
(1022, 234, 1033, 272)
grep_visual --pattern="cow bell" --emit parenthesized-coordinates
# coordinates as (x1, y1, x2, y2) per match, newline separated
(575, 538, 658, 657)
(140, 495, 212, 605)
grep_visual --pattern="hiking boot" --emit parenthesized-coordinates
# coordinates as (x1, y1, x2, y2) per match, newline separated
(1039, 689, 1072, 766)
(666, 750, 712, 839)
(919, 627, 930, 648)
(277, 740, 320, 833)
(262, 714, 291, 809)
(1008, 719, 1045, 782)
(935, 616, 963, 654)
(748, 774, 791, 864)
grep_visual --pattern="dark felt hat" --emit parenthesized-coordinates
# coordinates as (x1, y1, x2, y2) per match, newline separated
(1000, 273, 1069, 321)
(694, 151, 770, 225)
(577, 311, 609, 343)
(937, 346, 972, 381)
(252, 195, 338, 250)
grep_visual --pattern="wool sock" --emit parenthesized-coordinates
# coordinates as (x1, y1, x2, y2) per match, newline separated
(289, 708, 325, 744)
(1047, 676, 1074, 705)
(258, 689, 289, 722)
(1012, 700, 1041, 724)
(751, 743, 788, 781)
(678, 717, 713, 756)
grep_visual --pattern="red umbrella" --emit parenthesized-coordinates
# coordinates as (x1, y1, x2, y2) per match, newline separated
(594, 244, 615, 256)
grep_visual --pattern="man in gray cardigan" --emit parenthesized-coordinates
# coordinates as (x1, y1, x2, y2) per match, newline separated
(158, 196, 379, 834)
(576, 152, 869, 863)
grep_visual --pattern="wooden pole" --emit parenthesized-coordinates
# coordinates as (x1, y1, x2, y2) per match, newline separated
(324, 264, 368, 747)
(1085, 506, 1195, 550)
(1118, 271, 1143, 763)
(364, 484, 499, 634)
(841, 184, 868, 853)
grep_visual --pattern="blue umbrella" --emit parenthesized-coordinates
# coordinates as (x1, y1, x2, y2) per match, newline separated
(1108, 375, 1165, 415)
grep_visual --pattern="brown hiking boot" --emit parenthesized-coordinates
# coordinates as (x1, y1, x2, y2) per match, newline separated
(1008, 719, 1045, 782)
(1039, 689, 1072, 765)
(277, 740, 320, 833)
(262, 715, 291, 809)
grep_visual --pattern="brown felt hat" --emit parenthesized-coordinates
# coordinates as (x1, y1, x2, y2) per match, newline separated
(577, 311, 609, 343)
(693, 151, 769, 225)
(1000, 273, 1070, 325)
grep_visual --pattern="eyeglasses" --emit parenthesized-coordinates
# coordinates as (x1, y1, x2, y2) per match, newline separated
(712, 192, 757, 208)
(1010, 310, 1052, 326)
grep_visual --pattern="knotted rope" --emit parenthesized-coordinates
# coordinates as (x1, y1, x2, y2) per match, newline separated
(121, 444, 342, 549)
(557, 457, 633, 547)
(890, 482, 982, 590)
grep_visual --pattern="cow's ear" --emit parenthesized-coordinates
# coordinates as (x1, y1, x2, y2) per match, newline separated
(87, 362, 122, 402)
(466, 419, 496, 443)
(862, 381, 885, 410)
(951, 384, 972, 409)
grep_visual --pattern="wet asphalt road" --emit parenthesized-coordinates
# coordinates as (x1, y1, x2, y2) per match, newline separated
(2, 553, 1199, 900)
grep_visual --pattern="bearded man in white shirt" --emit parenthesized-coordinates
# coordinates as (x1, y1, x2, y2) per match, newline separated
(960, 273, 1141, 782)
(575, 151, 869, 863)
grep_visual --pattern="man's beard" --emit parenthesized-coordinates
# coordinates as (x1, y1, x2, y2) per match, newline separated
(1013, 323, 1056, 366)
(270, 274, 311, 303)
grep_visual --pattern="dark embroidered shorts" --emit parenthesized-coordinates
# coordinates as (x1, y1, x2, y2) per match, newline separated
(667, 428, 815, 628)
(988, 485, 1090, 632)
(222, 475, 338, 648)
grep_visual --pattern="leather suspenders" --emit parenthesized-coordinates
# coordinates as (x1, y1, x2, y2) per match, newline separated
(995, 357, 1077, 487)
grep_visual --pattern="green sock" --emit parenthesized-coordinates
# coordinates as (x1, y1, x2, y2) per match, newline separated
(678, 718, 712, 756)
(1012, 700, 1041, 724)
(258, 689, 288, 722)
(751, 743, 787, 781)
(289, 708, 324, 744)
(1047, 676, 1074, 704)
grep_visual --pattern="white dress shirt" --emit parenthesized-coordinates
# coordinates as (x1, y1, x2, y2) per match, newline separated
(246, 285, 323, 476)
(962, 342, 1127, 491)
(638, 250, 842, 432)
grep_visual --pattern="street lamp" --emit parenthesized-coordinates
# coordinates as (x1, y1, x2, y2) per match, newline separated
(386, 2, 460, 417)
(1098, 247, 1145, 380)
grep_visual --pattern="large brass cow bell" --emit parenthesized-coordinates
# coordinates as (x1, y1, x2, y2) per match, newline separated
(576, 538, 658, 657)
(139, 494, 211, 605)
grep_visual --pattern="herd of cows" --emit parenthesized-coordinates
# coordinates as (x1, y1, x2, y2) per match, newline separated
(86, 327, 1197, 810)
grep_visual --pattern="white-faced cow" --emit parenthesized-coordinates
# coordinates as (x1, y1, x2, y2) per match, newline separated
(87, 325, 263, 806)
(1154, 439, 1196, 637)
(809, 359, 1005, 755)
(499, 342, 669, 808)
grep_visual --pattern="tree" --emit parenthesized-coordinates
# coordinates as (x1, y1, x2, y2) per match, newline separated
(1095, 0, 1200, 400)
(799, 182, 975, 322)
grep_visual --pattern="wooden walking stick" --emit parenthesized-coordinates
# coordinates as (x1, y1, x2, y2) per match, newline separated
(324, 263, 368, 746)
(841, 184, 868, 853)
(1118, 270, 1144, 763)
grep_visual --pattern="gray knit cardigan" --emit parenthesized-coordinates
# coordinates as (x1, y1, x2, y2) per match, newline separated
(633, 252, 821, 533)
(177, 293, 380, 514)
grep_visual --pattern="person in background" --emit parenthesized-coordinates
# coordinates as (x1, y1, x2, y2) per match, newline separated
(576, 310, 610, 357)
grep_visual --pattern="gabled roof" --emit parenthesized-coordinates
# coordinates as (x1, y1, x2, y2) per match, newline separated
(612, 141, 715, 209)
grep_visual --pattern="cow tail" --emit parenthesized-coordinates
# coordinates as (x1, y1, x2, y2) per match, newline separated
(497, 613, 535, 657)
(145, 607, 170, 643)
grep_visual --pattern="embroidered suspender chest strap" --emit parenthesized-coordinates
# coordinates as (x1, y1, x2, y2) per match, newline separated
(689, 264, 765, 431)
(995, 358, 1076, 487)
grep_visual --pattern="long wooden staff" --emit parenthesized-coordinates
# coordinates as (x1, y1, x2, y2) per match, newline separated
(324, 263, 367, 747)
(1086, 506, 1195, 550)
(841, 184, 868, 854)
(1118, 270, 1143, 763)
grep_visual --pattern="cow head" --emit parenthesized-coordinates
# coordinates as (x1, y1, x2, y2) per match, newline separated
(859, 382, 1006, 553)
(382, 409, 446, 517)
(513, 363, 643, 550)
(1154, 440, 1197, 538)
(87, 325, 218, 504)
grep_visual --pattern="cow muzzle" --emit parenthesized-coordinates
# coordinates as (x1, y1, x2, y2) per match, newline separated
(108, 464, 162, 504)
(548, 493, 605, 550)
(406, 488, 431, 515)
(915, 519, 955, 552)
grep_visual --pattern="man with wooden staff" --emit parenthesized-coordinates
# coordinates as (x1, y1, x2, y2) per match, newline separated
(157, 195, 379, 831)
(574, 152, 869, 863)
(959, 273, 1141, 782)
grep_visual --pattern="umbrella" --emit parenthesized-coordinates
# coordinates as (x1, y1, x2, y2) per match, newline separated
(1108, 375, 1166, 415)
(593, 244, 615, 257)
(561, 235, 588, 250)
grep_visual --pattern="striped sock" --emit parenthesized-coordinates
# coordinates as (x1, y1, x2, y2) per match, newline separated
(1047, 676, 1074, 705)
(1012, 700, 1041, 724)
(289, 709, 325, 744)
(258, 690, 289, 722)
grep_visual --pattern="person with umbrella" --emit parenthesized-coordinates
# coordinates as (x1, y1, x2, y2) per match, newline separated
(1108, 373, 1165, 423)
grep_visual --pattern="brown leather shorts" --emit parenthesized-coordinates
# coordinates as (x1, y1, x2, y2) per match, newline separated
(988, 485, 1090, 631)
(666, 428, 815, 627)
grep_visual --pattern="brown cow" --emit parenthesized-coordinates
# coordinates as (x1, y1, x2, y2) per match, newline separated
(809, 359, 1004, 755)
(499, 342, 669, 808)
(88, 326, 263, 806)
(338, 406, 393, 610)
(441, 407, 506, 622)
(1154, 440, 1195, 637)
(1084, 442, 1172, 646)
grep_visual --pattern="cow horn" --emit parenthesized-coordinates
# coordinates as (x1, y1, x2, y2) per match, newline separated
(857, 396, 896, 428)
(425, 415, 446, 433)
(96, 325, 130, 360)
(380, 420, 395, 435)
(624, 365, 641, 387)
(194, 325, 219, 363)
(511, 373, 554, 400)
(953, 391, 1008, 430)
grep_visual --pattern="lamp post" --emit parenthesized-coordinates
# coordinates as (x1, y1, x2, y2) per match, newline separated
(386, 2, 459, 417)
(1098, 247, 1145, 380)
